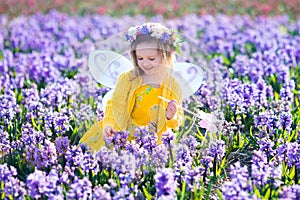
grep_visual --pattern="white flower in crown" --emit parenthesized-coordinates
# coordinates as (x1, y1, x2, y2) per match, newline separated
(127, 26, 138, 41)
(173, 35, 182, 47)
(150, 26, 165, 39)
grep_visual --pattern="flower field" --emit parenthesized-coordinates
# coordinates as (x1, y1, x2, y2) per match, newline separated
(0, 4, 300, 200)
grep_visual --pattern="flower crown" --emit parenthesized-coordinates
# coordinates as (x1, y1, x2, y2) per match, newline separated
(125, 23, 182, 55)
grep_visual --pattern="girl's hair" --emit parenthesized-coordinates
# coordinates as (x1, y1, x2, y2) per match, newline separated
(130, 34, 175, 78)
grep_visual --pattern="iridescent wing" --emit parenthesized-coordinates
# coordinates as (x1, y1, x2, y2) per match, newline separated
(173, 62, 204, 99)
(88, 50, 133, 88)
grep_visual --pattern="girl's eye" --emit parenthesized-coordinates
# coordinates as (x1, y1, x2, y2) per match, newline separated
(149, 58, 155, 61)
(137, 57, 143, 60)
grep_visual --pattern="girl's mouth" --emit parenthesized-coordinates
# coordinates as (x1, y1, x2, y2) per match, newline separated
(143, 66, 153, 71)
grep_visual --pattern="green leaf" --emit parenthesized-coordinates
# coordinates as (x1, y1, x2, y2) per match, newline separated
(198, 182, 205, 200)
(215, 189, 225, 200)
(205, 181, 213, 200)
(287, 130, 296, 142)
(217, 157, 227, 176)
(288, 166, 296, 180)
(264, 187, 271, 199)
(221, 54, 231, 66)
(180, 181, 186, 200)
(253, 185, 261, 198)
(142, 186, 152, 200)
(1, 191, 5, 200)
(274, 91, 280, 101)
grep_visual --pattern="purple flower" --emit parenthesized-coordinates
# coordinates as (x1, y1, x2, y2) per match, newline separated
(258, 138, 275, 161)
(279, 185, 300, 200)
(133, 127, 157, 153)
(0, 129, 10, 157)
(155, 168, 177, 199)
(266, 111, 278, 134)
(44, 109, 71, 135)
(180, 134, 199, 151)
(26, 170, 48, 199)
(67, 177, 93, 199)
(55, 136, 70, 154)
(2, 175, 27, 199)
(93, 186, 112, 200)
(161, 32, 171, 43)
(21, 123, 45, 146)
(65, 145, 98, 173)
(286, 142, 300, 167)
(277, 139, 287, 162)
(209, 139, 226, 160)
(151, 145, 169, 168)
(182, 165, 204, 191)
(32, 139, 58, 169)
(254, 112, 268, 127)
(278, 112, 293, 132)
(0, 90, 20, 124)
(200, 155, 213, 168)
(280, 82, 294, 102)
(174, 144, 192, 164)
(111, 151, 136, 178)
(232, 55, 250, 77)
(222, 162, 254, 200)
(253, 78, 268, 107)
(96, 147, 119, 169)
(106, 131, 129, 150)
(141, 25, 149, 34)
(162, 130, 175, 148)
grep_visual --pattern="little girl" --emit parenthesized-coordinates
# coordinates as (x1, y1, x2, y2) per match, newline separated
(80, 22, 183, 152)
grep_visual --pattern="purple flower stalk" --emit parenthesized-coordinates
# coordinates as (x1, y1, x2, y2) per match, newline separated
(155, 168, 177, 199)
(67, 177, 93, 199)
(278, 112, 293, 132)
(55, 136, 70, 154)
(222, 162, 255, 200)
(105, 131, 129, 150)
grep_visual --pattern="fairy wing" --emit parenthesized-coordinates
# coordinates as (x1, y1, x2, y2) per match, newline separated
(173, 62, 204, 99)
(88, 50, 133, 88)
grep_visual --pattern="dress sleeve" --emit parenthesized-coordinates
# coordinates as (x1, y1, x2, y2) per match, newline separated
(102, 98, 118, 130)
(102, 72, 132, 131)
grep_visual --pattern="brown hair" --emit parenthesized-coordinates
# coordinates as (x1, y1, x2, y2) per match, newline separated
(130, 34, 175, 78)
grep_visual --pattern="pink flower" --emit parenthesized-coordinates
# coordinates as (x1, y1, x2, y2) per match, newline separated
(28, 0, 35, 7)
(199, 112, 219, 133)
(97, 6, 107, 15)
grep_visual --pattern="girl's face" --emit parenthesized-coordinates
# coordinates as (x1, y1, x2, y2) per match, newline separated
(135, 42, 163, 76)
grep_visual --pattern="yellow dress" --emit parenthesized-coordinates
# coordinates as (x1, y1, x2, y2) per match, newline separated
(79, 71, 183, 152)
(131, 84, 162, 127)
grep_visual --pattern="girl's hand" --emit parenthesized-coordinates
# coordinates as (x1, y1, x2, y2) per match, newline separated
(166, 100, 178, 120)
(103, 126, 115, 140)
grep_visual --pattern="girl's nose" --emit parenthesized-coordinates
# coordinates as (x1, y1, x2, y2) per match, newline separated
(141, 61, 150, 66)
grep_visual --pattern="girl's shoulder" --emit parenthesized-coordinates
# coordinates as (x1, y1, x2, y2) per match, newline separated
(118, 70, 134, 80)
(118, 70, 142, 85)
